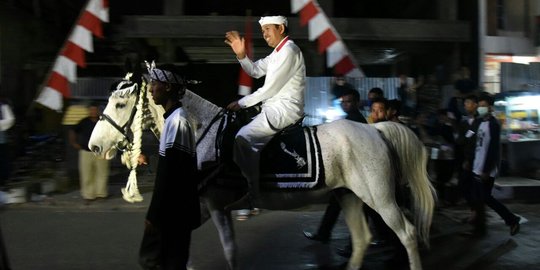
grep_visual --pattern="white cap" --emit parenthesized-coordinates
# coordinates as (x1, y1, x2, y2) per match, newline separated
(258, 16, 288, 27)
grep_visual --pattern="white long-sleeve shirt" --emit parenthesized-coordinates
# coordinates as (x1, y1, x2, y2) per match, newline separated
(237, 37, 306, 124)
(0, 103, 15, 132)
(0, 102, 15, 144)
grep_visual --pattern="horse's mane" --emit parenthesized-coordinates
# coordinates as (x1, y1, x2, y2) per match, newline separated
(183, 90, 222, 114)
(119, 83, 225, 202)
(182, 90, 223, 137)
(111, 86, 136, 98)
(111, 74, 164, 202)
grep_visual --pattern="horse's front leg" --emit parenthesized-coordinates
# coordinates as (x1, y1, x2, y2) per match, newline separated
(338, 192, 371, 270)
(207, 201, 238, 270)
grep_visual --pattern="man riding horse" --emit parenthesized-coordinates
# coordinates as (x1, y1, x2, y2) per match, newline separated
(224, 15, 306, 210)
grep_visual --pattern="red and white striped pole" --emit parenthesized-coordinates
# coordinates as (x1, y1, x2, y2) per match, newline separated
(35, 0, 109, 112)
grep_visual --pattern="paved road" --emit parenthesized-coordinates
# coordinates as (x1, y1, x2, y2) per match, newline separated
(1, 187, 539, 270)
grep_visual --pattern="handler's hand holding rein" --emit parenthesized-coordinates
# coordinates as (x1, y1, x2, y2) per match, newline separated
(226, 100, 241, 112)
(225, 31, 246, 59)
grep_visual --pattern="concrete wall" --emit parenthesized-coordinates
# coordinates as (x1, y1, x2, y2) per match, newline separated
(484, 35, 536, 55)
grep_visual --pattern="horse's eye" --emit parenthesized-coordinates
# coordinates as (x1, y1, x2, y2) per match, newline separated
(116, 103, 126, 109)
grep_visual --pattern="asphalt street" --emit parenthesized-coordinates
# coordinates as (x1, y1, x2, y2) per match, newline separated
(1, 184, 539, 270)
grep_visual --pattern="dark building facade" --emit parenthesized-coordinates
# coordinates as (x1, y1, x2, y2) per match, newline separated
(1, 0, 476, 121)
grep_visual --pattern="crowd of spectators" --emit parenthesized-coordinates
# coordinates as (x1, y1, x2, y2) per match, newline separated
(325, 68, 521, 239)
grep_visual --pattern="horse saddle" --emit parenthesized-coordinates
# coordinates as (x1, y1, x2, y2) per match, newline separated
(213, 107, 324, 190)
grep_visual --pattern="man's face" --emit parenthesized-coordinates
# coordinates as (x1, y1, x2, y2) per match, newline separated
(261, 24, 284, 48)
(340, 94, 358, 114)
(464, 99, 478, 115)
(478, 100, 491, 112)
(150, 80, 169, 106)
(370, 102, 387, 123)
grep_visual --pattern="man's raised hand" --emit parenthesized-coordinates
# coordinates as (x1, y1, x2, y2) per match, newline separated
(225, 31, 246, 59)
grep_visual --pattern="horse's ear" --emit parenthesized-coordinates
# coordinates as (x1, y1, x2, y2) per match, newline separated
(109, 80, 121, 93)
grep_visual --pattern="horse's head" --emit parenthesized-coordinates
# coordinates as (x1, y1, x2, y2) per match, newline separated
(89, 75, 143, 159)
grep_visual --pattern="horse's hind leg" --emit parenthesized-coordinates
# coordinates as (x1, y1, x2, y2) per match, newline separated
(338, 192, 371, 270)
(210, 209, 237, 270)
(209, 206, 238, 270)
(374, 203, 422, 270)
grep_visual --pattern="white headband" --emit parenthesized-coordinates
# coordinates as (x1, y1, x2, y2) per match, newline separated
(145, 60, 183, 85)
(258, 16, 288, 27)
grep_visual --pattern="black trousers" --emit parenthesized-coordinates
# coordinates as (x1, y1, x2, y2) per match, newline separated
(316, 192, 340, 238)
(434, 159, 455, 202)
(458, 169, 474, 207)
(317, 189, 393, 241)
(0, 144, 10, 187)
(0, 223, 11, 270)
(139, 224, 192, 270)
(470, 174, 519, 231)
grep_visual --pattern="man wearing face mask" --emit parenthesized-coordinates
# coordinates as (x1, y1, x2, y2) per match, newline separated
(467, 94, 521, 237)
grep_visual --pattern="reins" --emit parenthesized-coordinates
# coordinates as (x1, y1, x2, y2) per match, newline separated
(196, 108, 227, 147)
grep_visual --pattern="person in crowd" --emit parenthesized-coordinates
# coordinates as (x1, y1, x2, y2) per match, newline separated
(368, 87, 384, 102)
(0, 92, 13, 270)
(447, 88, 467, 124)
(387, 98, 422, 136)
(415, 106, 456, 206)
(69, 103, 110, 204)
(447, 68, 476, 125)
(363, 87, 384, 121)
(305, 96, 397, 257)
(139, 63, 200, 270)
(339, 88, 367, 123)
(397, 74, 416, 117)
(432, 109, 456, 205)
(455, 94, 479, 222)
(0, 94, 15, 189)
(387, 99, 403, 123)
(454, 67, 476, 96)
(327, 76, 356, 121)
(416, 74, 441, 131)
(331, 75, 355, 100)
(223, 15, 306, 209)
(369, 97, 388, 123)
(302, 88, 366, 243)
(467, 94, 521, 237)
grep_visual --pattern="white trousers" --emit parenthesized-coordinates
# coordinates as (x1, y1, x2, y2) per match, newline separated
(79, 150, 110, 199)
(233, 109, 299, 196)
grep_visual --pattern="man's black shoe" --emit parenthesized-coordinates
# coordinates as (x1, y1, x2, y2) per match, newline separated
(302, 231, 329, 244)
(510, 217, 521, 236)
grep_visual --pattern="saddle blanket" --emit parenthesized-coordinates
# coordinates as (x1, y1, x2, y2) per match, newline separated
(260, 126, 324, 189)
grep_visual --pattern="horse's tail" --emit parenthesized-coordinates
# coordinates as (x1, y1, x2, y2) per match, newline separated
(374, 122, 436, 246)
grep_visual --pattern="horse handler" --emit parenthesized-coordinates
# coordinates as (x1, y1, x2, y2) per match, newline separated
(139, 62, 201, 270)
(224, 15, 306, 209)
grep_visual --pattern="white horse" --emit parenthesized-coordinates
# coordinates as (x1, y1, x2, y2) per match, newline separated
(88, 75, 435, 270)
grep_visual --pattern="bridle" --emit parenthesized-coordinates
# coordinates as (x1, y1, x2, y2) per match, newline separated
(99, 80, 229, 154)
(99, 85, 142, 151)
